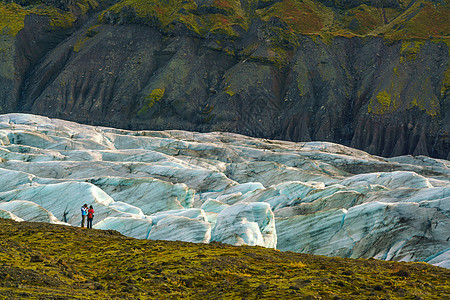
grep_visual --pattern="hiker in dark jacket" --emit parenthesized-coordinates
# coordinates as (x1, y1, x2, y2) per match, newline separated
(87, 205, 94, 229)
(81, 204, 88, 227)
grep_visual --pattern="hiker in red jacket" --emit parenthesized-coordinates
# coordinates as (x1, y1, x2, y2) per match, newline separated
(87, 205, 94, 229)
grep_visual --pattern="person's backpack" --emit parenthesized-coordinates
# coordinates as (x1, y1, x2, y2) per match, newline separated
(88, 209, 94, 218)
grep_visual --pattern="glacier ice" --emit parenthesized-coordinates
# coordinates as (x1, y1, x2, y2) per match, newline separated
(0, 181, 141, 226)
(148, 215, 211, 243)
(212, 202, 276, 248)
(0, 209, 24, 222)
(0, 113, 449, 268)
(94, 217, 153, 240)
(0, 200, 68, 225)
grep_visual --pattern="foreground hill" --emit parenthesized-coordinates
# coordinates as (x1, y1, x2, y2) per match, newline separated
(0, 0, 448, 158)
(0, 218, 449, 299)
(0, 114, 449, 269)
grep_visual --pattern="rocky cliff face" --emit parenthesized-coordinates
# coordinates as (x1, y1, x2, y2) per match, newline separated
(0, 0, 449, 158)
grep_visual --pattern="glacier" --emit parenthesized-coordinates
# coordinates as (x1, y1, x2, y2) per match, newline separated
(0, 113, 449, 268)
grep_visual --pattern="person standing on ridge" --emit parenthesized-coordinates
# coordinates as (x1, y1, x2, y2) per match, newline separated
(87, 205, 94, 229)
(81, 204, 88, 228)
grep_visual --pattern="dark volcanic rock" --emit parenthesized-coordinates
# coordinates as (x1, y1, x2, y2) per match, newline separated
(22, 23, 163, 128)
(1, 14, 68, 113)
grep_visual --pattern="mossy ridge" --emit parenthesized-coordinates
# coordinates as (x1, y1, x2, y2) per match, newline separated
(97, 0, 448, 43)
(258, 0, 326, 34)
(95, 0, 448, 75)
(99, 0, 199, 32)
(375, 0, 450, 41)
(338, 4, 386, 36)
(209, 0, 251, 33)
(75, 0, 100, 15)
(99, 0, 251, 37)
(0, 218, 449, 299)
(0, 2, 29, 36)
(0, 0, 100, 36)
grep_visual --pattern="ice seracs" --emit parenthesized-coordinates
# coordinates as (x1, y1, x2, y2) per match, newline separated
(0, 181, 142, 226)
(148, 215, 211, 243)
(95, 217, 153, 240)
(0, 209, 24, 222)
(86, 177, 195, 215)
(211, 202, 277, 248)
(0, 113, 448, 268)
(0, 200, 68, 225)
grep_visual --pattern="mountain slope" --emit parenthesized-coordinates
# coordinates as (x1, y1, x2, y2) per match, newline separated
(0, 0, 448, 158)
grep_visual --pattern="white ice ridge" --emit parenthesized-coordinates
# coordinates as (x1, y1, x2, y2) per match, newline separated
(0, 113, 449, 267)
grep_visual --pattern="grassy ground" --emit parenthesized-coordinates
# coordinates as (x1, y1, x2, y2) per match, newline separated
(0, 218, 449, 299)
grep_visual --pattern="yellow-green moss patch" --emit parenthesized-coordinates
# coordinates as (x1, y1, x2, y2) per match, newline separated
(368, 89, 399, 114)
(400, 40, 425, 63)
(0, 2, 29, 36)
(138, 88, 165, 114)
(225, 85, 235, 96)
(0, 0, 98, 37)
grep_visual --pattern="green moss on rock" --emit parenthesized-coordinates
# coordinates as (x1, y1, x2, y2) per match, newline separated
(400, 40, 425, 63)
(368, 89, 400, 115)
(0, 0, 99, 36)
(0, 2, 29, 36)
(94, 0, 448, 68)
(138, 88, 165, 114)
